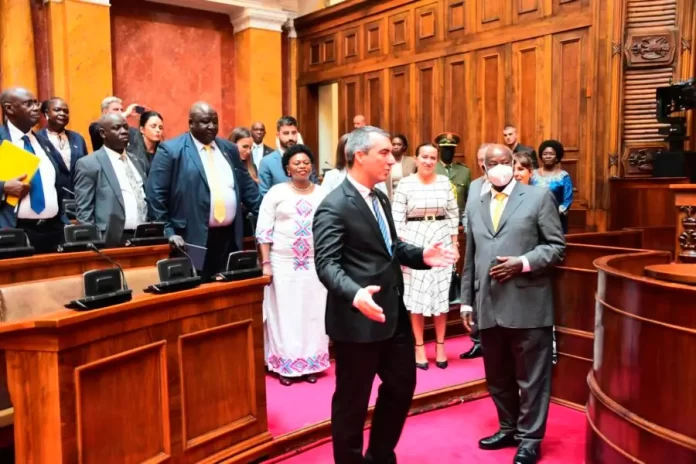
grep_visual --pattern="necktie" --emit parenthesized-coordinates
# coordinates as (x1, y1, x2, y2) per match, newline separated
(21, 135, 46, 214)
(492, 192, 507, 232)
(203, 145, 227, 223)
(371, 192, 392, 255)
(119, 154, 148, 223)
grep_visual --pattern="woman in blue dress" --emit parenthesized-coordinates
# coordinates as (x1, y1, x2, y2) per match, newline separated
(530, 140, 573, 233)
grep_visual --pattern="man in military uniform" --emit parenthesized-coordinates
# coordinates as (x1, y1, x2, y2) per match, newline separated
(435, 132, 471, 223)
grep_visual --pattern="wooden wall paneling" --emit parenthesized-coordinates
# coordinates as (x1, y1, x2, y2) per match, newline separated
(414, 59, 442, 145)
(476, 0, 511, 32)
(445, 0, 469, 41)
(512, 0, 551, 24)
(341, 26, 361, 65)
(389, 9, 413, 54)
(553, 0, 591, 15)
(339, 75, 363, 134)
(552, 28, 590, 208)
(444, 53, 475, 166)
(387, 64, 412, 142)
(365, 70, 386, 129)
(322, 34, 337, 66)
(509, 36, 552, 152)
(475, 45, 508, 149)
(415, 2, 440, 51)
(364, 18, 386, 59)
(678, 0, 696, 153)
(297, 85, 319, 161)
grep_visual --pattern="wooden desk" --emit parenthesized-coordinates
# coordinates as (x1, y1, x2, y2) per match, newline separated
(588, 252, 696, 463)
(0, 245, 170, 285)
(0, 277, 270, 463)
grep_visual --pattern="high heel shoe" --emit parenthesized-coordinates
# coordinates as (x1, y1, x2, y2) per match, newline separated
(415, 343, 429, 370)
(435, 341, 448, 369)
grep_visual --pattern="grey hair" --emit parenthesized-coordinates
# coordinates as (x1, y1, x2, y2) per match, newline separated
(345, 126, 391, 168)
(100, 96, 122, 111)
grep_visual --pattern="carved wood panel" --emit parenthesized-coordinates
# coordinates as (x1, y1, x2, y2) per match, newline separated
(388, 65, 411, 138)
(416, 2, 440, 51)
(341, 27, 360, 64)
(446, 0, 468, 40)
(416, 59, 442, 144)
(553, 0, 590, 15)
(340, 75, 363, 134)
(365, 70, 385, 129)
(389, 10, 412, 53)
(364, 18, 385, 58)
(552, 28, 589, 206)
(477, 0, 510, 32)
(510, 36, 552, 154)
(476, 46, 508, 148)
(444, 53, 473, 163)
(513, 0, 544, 23)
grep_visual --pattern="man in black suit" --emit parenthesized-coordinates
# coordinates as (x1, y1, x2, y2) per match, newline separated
(250, 121, 274, 170)
(313, 126, 456, 464)
(503, 125, 538, 168)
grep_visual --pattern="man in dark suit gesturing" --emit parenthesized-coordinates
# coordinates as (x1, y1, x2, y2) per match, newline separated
(146, 102, 260, 279)
(313, 126, 456, 464)
(460, 144, 565, 464)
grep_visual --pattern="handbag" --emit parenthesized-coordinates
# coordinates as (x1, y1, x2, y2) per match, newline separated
(449, 269, 461, 304)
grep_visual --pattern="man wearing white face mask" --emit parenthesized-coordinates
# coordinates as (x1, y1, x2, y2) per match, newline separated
(460, 144, 565, 464)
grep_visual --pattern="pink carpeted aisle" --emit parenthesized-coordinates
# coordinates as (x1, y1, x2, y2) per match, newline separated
(278, 400, 586, 463)
(266, 336, 485, 436)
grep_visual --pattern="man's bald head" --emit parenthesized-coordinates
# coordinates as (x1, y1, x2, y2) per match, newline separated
(484, 143, 513, 167)
(353, 114, 366, 129)
(251, 121, 266, 144)
(189, 101, 219, 145)
(1, 87, 40, 132)
(98, 112, 130, 153)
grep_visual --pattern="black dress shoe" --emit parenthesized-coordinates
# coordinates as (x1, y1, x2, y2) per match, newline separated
(460, 343, 483, 359)
(513, 447, 540, 464)
(279, 376, 293, 386)
(416, 362, 429, 371)
(435, 360, 448, 369)
(304, 374, 318, 384)
(478, 431, 520, 450)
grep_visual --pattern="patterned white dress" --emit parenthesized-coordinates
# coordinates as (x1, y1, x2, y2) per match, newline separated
(392, 175, 459, 316)
(255, 183, 330, 377)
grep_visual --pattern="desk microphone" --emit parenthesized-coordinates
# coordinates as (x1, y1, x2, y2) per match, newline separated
(0, 228, 35, 259)
(66, 242, 132, 311)
(144, 242, 202, 294)
(61, 187, 77, 220)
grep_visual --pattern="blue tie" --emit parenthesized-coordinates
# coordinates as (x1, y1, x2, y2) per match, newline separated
(371, 192, 392, 255)
(21, 136, 46, 214)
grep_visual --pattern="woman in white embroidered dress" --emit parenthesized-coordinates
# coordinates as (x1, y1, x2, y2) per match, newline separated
(256, 144, 329, 386)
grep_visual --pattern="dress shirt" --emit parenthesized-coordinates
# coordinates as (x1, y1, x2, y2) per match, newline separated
(46, 130, 71, 170)
(7, 121, 59, 220)
(346, 174, 389, 224)
(322, 168, 387, 196)
(191, 136, 237, 227)
(461, 179, 530, 314)
(252, 143, 264, 169)
(104, 146, 146, 230)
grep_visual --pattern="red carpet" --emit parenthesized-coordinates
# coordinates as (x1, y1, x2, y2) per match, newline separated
(278, 400, 586, 463)
(266, 336, 485, 436)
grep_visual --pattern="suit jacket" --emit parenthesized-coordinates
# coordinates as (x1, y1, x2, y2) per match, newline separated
(513, 143, 539, 168)
(37, 128, 88, 192)
(460, 182, 565, 330)
(145, 133, 261, 250)
(385, 155, 417, 200)
(313, 178, 429, 343)
(462, 176, 487, 232)
(258, 150, 319, 197)
(73, 147, 148, 235)
(0, 124, 68, 228)
(260, 144, 274, 156)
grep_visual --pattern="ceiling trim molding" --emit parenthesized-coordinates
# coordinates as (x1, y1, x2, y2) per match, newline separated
(231, 7, 290, 33)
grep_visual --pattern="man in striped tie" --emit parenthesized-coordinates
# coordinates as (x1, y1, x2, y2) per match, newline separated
(314, 126, 457, 464)
(145, 102, 260, 280)
(0, 87, 68, 253)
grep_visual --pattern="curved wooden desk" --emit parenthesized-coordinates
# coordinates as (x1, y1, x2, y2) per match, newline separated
(588, 252, 696, 463)
(0, 277, 270, 464)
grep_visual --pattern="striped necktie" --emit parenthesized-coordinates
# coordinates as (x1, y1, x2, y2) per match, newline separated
(370, 191, 392, 255)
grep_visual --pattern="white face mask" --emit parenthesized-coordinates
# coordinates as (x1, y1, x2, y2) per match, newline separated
(485, 164, 513, 187)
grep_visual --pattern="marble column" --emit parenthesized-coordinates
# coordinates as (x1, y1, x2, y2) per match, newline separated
(0, 0, 38, 93)
(232, 8, 289, 144)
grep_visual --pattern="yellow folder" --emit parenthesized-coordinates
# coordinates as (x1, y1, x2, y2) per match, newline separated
(0, 140, 41, 207)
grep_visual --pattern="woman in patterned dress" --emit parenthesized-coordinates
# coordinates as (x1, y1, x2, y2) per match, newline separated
(256, 144, 329, 386)
(392, 143, 459, 370)
(530, 140, 573, 233)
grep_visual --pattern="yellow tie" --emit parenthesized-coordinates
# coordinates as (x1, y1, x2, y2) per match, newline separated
(204, 145, 227, 223)
(492, 192, 507, 231)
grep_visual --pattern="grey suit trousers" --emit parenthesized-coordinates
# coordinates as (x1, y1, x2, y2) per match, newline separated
(480, 326, 553, 449)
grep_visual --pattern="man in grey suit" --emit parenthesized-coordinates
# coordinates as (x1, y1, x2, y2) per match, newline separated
(74, 113, 148, 245)
(460, 144, 565, 464)
(460, 143, 492, 360)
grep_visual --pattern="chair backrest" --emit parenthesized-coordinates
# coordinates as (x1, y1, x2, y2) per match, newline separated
(0, 267, 160, 323)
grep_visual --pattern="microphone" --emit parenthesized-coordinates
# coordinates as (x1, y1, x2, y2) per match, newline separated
(0, 228, 35, 259)
(58, 222, 106, 252)
(65, 242, 133, 311)
(144, 242, 202, 294)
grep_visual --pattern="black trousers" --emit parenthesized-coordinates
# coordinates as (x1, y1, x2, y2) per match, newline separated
(202, 225, 237, 281)
(331, 309, 416, 464)
(470, 307, 480, 345)
(480, 326, 553, 450)
(16, 216, 64, 254)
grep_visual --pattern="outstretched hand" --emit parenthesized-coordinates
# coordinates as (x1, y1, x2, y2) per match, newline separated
(353, 286, 386, 323)
(423, 242, 457, 267)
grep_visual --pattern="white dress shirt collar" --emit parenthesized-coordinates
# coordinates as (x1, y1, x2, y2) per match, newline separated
(346, 173, 373, 201)
(104, 145, 126, 161)
(490, 179, 517, 198)
(7, 120, 30, 143)
(479, 177, 492, 197)
(190, 134, 219, 154)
